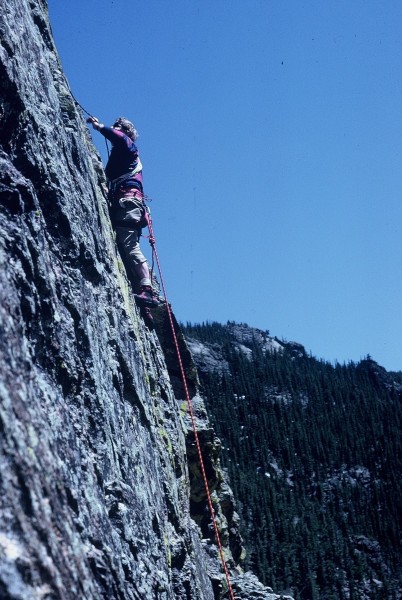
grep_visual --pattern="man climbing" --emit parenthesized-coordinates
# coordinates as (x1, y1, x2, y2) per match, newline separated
(87, 116, 157, 322)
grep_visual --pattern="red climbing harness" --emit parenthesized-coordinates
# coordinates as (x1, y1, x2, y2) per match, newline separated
(143, 207, 235, 600)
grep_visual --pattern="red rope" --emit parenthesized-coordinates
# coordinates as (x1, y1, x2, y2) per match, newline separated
(145, 209, 235, 600)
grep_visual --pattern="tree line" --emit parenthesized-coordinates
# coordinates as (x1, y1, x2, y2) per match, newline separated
(183, 321, 402, 600)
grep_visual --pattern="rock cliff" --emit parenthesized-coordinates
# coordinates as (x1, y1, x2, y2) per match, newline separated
(0, 1, 291, 598)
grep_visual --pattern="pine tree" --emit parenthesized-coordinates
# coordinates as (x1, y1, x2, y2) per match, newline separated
(183, 322, 402, 598)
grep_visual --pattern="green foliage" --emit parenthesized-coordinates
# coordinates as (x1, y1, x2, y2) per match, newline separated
(183, 323, 402, 599)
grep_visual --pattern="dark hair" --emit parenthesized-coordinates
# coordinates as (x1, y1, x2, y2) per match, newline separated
(113, 117, 138, 141)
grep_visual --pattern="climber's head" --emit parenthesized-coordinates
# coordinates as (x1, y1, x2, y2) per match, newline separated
(112, 117, 138, 141)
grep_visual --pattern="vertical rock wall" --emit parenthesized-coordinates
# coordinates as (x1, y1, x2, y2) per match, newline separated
(0, 2, 292, 599)
(0, 1, 216, 598)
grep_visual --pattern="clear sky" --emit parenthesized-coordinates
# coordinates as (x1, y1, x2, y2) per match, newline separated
(47, 0, 402, 372)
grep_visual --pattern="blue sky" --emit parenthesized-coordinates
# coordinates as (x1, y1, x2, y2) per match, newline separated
(47, 0, 402, 372)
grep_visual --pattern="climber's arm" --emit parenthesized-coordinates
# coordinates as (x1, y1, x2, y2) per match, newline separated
(87, 118, 128, 148)
(86, 116, 104, 131)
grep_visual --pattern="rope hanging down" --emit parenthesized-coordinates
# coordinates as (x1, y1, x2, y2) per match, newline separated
(144, 208, 235, 600)
(69, 94, 233, 591)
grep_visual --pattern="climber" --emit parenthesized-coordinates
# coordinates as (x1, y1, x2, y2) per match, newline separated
(87, 116, 157, 312)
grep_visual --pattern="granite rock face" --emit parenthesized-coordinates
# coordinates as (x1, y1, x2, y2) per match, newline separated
(185, 323, 306, 377)
(0, 2, 292, 599)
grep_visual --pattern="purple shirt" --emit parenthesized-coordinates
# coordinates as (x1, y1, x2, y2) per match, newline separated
(100, 126, 143, 194)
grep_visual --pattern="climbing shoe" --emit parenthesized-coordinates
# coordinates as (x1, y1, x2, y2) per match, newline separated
(134, 285, 158, 307)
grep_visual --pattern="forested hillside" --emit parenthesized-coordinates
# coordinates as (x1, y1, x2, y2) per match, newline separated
(183, 322, 402, 600)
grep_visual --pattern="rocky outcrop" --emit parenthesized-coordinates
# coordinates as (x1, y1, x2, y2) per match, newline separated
(185, 323, 308, 377)
(0, 2, 291, 599)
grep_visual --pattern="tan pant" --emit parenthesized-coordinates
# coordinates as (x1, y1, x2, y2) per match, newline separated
(115, 226, 151, 287)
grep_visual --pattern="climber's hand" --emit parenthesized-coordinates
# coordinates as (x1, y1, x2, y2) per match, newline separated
(86, 116, 103, 130)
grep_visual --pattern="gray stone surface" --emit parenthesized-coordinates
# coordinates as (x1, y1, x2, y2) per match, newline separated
(0, 1, 293, 598)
